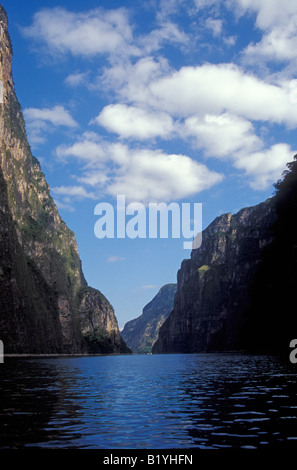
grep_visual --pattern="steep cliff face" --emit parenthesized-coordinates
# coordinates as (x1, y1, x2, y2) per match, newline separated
(0, 6, 129, 354)
(153, 198, 276, 354)
(121, 284, 177, 353)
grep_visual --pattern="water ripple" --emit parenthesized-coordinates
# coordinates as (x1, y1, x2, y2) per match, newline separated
(1, 353, 297, 448)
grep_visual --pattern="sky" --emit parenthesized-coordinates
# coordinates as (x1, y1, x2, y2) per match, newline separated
(2, 0, 297, 329)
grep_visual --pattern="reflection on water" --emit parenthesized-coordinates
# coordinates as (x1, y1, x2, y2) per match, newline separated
(0, 353, 297, 449)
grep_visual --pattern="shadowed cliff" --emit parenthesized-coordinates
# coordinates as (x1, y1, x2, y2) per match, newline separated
(0, 5, 130, 355)
(153, 154, 297, 355)
(153, 198, 277, 354)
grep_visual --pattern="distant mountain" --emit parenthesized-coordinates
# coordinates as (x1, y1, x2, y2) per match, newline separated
(0, 5, 130, 355)
(122, 284, 177, 353)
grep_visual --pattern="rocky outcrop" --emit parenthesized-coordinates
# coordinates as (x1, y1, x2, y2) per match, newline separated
(0, 5, 130, 354)
(78, 286, 130, 353)
(153, 198, 276, 353)
(121, 284, 177, 353)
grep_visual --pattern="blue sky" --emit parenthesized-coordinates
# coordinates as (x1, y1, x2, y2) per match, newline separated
(2, 0, 297, 329)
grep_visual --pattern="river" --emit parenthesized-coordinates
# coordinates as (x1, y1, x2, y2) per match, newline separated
(1, 353, 297, 449)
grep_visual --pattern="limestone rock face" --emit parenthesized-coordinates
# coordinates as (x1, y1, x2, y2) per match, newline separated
(0, 5, 129, 354)
(153, 199, 276, 353)
(122, 284, 177, 353)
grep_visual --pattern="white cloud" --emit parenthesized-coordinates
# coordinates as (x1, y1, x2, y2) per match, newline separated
(244, 24, 297, 63)
(183, 112, 296, 189)
(54, 198, 76, 212)
(193, 0, 218, 9)
(99, 56, 171, 105)
(230, 0, 297, 63)
(106, 147, 223, 203)
(76, 170, 109, 188)
(232, 0, 297, 29)
(56, 132, 109, 164)
(23, 7, 138, 58)
(100, 60, 297, 127)
(24, 105, 78, 145)
(55, 134, 223, 204)
(22, 2, 297, 205)
(65, 71, 90, 87)
(51, 185, 97, 199)
(94, 104, 174, 140)
(24, 105, 78, 128)
(234, 143, 296, 189)
(184, 112, 262, 157)
(147, 64, 297, 126)
(139, 21, 189, 54)
(107, 256, 126, 263)
(205, 18, 223, 37)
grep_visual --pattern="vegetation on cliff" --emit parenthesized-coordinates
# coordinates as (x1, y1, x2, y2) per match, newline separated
(0, 5, 130, 355)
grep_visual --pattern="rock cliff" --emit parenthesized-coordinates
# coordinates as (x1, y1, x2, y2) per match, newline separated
(153, 198, 276, 353)
(0, 5, 130, 354)
(121, 284, 177, 353)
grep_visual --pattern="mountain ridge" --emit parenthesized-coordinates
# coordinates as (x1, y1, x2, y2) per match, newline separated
(121, 283, 177, 353)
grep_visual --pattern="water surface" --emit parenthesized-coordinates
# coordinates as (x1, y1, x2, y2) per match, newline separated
(1, 353, 297, 449)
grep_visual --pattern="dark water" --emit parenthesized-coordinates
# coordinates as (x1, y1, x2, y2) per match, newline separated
(1, 353, 297, 449)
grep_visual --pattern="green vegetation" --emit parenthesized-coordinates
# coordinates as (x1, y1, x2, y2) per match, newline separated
(83, 328, 114, 354)
(198, 264, 210, 273)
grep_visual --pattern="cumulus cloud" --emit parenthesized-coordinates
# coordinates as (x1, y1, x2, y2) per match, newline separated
(101, 60, 297, 127)
(22, 7, 138, 58)
(94, 104, 174, 140)
(99, 56, 171, 105)
(24, 105, 78, 145)
(232, 0, 297, 29)
(55, 134, 223, 204)
(24, 105, 78, 127)
(234, 143, 296, 190)
(51, 185, 97, 199)
(184, 112, 262, 157)
(65, 71, 90, 87)
(244, 24, 297, 63)
(22, 2, 297, 206)
(56, 132, 109, 164)
(148, 64, 297, 126)
(139, 21, 189, 54)
(231, 0, 297, 63)
(105, 147, 223, 203)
